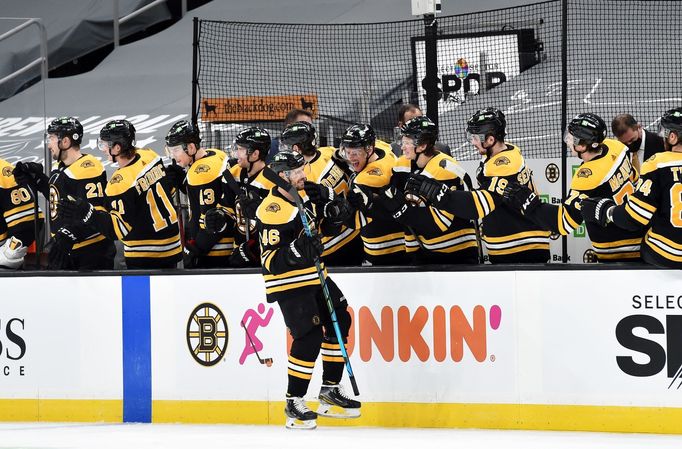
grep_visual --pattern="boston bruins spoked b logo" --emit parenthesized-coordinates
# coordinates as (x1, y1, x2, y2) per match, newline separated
(186, 303, 228, 366)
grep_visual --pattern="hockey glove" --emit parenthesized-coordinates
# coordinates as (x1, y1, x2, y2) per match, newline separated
(229, 239, 260, 268)
(165, 162, 187, 193)
(376, 185, 408, 220)
(404, 174, 449, 206)
(347, 184, 372, 212)
(47, 227, 78, 270)
(238, 191, 260, 221)
(204, 208, 229, 233)
(303, 181, 335, 206)
(323, 198, 354, 224)
(285, 233, 324, 267)
(183, 239, 201, 269)
(58, 195, 95, 225)
(0, 237, 27, 270)
(581, 197, 615, 227)
(13, 161, 49, 195)
(502, 182, 541, 216)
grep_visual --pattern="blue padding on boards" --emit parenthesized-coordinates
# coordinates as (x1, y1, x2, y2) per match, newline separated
(122, 276, 152, 423)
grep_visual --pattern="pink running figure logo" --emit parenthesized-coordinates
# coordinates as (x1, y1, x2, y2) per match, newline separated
(239, 303, 274, 365)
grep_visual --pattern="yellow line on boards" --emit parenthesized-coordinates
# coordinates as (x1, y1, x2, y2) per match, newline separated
(0, 399, 122, 422)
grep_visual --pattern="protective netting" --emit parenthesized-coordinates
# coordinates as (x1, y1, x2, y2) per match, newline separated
(194, 0, 681, 161)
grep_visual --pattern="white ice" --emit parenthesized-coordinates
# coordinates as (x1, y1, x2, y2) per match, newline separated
(1, 423, 682, 449)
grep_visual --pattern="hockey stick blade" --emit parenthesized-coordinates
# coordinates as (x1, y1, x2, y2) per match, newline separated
(262, 167, 360, 395)
(240, 319, 273, 367)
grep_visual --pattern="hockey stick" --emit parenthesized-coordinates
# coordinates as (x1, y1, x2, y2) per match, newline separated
(29, 184, 43, 269)
(240, 319, 273, 367)
(263, 167, 360, 396)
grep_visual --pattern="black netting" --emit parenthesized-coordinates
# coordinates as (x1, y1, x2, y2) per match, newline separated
(194, 0, 681, 161)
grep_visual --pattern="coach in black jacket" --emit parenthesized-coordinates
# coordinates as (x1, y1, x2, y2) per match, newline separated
(612, 113, 665, 170)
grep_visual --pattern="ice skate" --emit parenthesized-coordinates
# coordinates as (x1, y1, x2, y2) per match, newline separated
(285, 396, 317, 430)
(317, 384, 361, 418)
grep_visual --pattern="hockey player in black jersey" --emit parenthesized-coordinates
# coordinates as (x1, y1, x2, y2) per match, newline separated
(204, 127, 275, 267)
(582, 108, 682, 268)
(280, 121, 362, 266)
(13, 116, 114, 269)
(257, 150, 360, 430)
(374, 116, 479, 264)
(0, 158, 42, 269)
(405, 108, 550, 263)
(59, 120, 182, 269)
(502, 113, 644, 262)
(164, 120, 233, 268)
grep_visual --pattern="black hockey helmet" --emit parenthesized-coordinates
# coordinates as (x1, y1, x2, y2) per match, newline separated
(47, 116, 83, 146)
(566, 113, 607, 149)
(234, 126, 271, 160)
(657, 107, 682, 139)
(341, 124, 376, 150)
(280, 121, 317, 156)
(401, 116, 438, 148)
(99, 119, 136, 152)
(165, 120, 201, 147)
(269, 150, 305, 174)
(466, 107, 506, 141)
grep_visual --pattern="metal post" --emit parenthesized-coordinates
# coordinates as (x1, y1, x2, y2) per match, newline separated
(38, 18, 49, 242)
(560, 0, 568, 263)
(181, 0, 187, 17)
(113, 0, 120, 48)
(423, 13, 438, 126)
(191, 17, 199, 126)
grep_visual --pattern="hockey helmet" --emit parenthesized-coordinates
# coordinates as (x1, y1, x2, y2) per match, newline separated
(165, 120, 201, 148)
(401, 116, 438, 148)
(99, 120, 136, 152)
(269, 150, 305, 174)
(657, 107, 682, 139)
(280, 121, 317, 155)
(234, 126, 271, 160)
(340, 124, 376, 150)
(565, 113, 607, 150)
(466, 108, 506, 142)
(47, 116, 83, 146)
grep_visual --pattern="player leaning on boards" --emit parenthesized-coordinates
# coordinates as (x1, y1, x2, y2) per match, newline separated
(164, 120, 233, 268)
(582, 107, 682, 268)
(405, 108, 550, 263)
(503, 113, 644, 262)
(256, 150, 360, 430)
(59, 120, 182, 269)
(204, 127, 275, 267)
(13, 117, 114, 269)
(338, 124, 409, 265)
(374, 116, 479, 264)
(280, 120, 362, 266)
(0, 158, 42, 269)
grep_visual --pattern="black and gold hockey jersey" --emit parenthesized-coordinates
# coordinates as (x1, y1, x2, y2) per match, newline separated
(0, 158, 42, 246)
(348, 148, 407, 265)
(100, 149, 182, 268)
(526, 139, 642, 261)
(613, 151, 682, 268)
(48, 154, 113, 259)
(256, 188, 326, 303)
(186, 149, 233, 266)
(391, 152, 478, 264)
(305, 148, 362, 266)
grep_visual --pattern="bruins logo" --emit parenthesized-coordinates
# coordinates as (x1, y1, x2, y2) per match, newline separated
(266, 202, 281, 213)
(494, 156, 510, 166)
(367, 168, 382, 176)
(80, 160, 95, 169)
(576, 168, 592, 178)
(194, 164, 210, 174)
(646, 154, 657, 163)
(1, 166, 12, 177)
(110, 174, 123, 184)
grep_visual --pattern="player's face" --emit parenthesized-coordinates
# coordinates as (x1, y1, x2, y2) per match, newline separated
(98, 139, 116, 162)
(401, 136, 418, 160)
(343, 146, 370, 172)
(165, 144, 191, 167)
(467, 132, 488, 155)
(45, 134, 62, 160)
(236, 145, 254, 168)
(286, 166, 307, 190)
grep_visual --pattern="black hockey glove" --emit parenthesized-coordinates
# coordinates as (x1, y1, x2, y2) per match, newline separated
(286, 232, 323, 266)
(404, 174, 448, 206)
(183, 239, 201, 269)
(502, 182, 541, 216)
(204, 208, 229, 233)
(237, 191, 260, 220)
(229, 239, 260, 267)
(303, 181, 335, 206)
(377, 185, 408, 220)
(581, 197, 615, 227)
(347, 184, 373, 212)
(13, 161, 49, 195)
(165, 162, 187, 193)
(58, 195, 95, 225)
(322, 198, 354, 224)
(47, 227, 78, 270)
